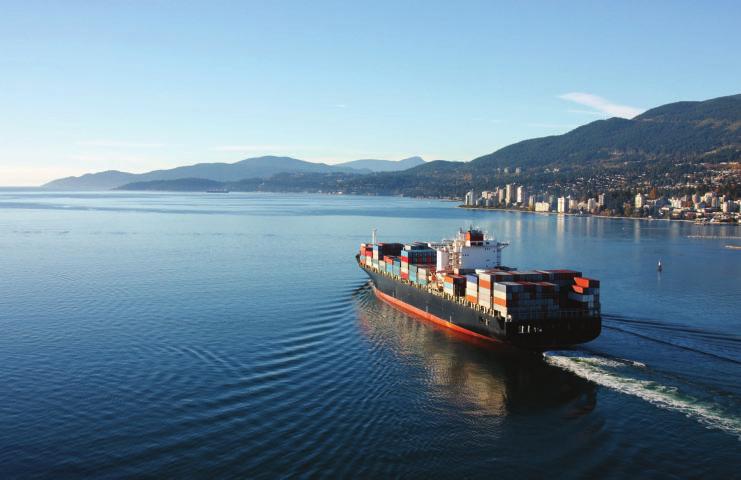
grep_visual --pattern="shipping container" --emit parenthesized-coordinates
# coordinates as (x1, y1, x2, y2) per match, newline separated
(574, 277, 600, 289)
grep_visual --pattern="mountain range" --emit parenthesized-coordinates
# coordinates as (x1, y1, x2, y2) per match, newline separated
(327, 93, 741, 197)
(43, 156, 427, 190)
(44, 94, 740, 196)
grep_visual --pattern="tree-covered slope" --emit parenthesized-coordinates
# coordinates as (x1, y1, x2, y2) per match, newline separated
(468, 94, 741, 170)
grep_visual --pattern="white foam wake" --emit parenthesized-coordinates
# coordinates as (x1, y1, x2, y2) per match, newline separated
(545, 353, 741, 440)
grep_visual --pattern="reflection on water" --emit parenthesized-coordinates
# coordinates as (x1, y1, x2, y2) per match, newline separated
(1, 192, 738, 477)
(354, 285, 597, 418)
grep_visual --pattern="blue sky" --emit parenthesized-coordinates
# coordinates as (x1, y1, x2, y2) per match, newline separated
(1, 0, 739, 185)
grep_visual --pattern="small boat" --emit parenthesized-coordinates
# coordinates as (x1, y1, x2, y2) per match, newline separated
(657, 259, 663, 272)
(206, 188, 230, 193)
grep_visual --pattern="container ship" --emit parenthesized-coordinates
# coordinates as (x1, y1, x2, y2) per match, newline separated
(357, 229, 601, 350)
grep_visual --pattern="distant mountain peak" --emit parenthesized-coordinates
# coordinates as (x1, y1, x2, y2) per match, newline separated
(42, 154, 426, 190)
(335, 156, 426, 172)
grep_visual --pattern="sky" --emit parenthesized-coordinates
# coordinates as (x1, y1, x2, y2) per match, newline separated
(1, 0, 740, 185)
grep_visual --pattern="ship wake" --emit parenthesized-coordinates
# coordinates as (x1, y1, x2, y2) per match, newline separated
(544, 351, 741, 440)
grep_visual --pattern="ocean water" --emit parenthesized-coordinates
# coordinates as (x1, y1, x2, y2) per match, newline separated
(0, 191, 739, 479)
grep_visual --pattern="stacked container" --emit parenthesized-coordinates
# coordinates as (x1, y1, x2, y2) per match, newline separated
(401, 245, 436, 281)
(535, 269, 582, 286)
(477, 270, 514, 308)
(401, 248, 436, 265)
(384, 256, 396, 274)
(443, 274, 466, 297)
(360, 244, 373, 266)
(417, 266, 434, 286)
(508, 271, 547, 282)
(372, 243, 403, 271)
(569, 277, 601, 313)
(492, 281, 561, 320)
(465, 275, 479, 303)
(408, 264, 418, 284)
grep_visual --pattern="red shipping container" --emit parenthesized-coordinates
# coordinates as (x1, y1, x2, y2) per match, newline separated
(575, 277, 600, 288)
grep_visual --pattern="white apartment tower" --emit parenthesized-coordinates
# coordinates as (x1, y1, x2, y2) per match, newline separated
(505, 184, 514, 204)
(635, 193, 646, 209)
(557, 197, 567, 213)
(516, 186, 526, 204)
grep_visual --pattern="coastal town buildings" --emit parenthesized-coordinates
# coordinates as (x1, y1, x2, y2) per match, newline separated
(463, 185, 740, 223)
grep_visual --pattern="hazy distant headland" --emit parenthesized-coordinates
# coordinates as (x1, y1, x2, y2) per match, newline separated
(42, 156, 428, 191)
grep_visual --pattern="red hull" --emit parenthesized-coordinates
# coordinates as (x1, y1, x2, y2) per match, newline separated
(372, 286, 501, 344)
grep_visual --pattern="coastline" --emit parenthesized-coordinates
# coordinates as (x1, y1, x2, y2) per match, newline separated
(457, 204, 740, 226)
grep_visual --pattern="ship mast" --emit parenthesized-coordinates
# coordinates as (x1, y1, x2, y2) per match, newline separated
(494, 240, 509, 267)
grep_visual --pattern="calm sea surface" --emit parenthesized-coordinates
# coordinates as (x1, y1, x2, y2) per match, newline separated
(0, 191, 739, 479)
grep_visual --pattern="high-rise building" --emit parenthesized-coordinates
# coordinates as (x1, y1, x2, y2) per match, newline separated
(587, 198, 596, 212)
(598, 193, 606, 207)
(505, 184, 514, 204)
(557, 197, 567, 213)
(635, 193, 646, 209)
(497, 188, 505, 204)
(464, 191, 474, 206)
(516, 186, 525, 204)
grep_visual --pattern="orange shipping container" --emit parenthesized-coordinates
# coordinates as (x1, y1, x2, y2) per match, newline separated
(575, 277, 600, 288)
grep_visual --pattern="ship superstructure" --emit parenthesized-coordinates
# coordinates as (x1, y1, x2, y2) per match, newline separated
(432, 228, 509, 272)
(357, 228, 601, 350)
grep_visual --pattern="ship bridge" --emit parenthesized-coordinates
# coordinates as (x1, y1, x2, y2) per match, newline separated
(434, 228, 509, 272)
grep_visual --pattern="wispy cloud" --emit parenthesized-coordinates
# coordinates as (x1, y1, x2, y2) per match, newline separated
(558, 93, 644, 119)
(77, 140, 168, 148)
(567, 108, 609, 117)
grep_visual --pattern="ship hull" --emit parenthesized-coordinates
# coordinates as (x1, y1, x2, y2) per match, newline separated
(362, 264, 600, 351)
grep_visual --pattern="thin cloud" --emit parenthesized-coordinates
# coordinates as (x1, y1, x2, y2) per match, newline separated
(77, 140, 168, 148)
(567, 108, 609, 117)
(558, 92, 644, 119)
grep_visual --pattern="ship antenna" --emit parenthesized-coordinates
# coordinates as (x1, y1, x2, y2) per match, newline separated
(372, 228, 377, 244)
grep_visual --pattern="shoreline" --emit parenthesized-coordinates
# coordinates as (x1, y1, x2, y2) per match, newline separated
(457, 204, 740, 225)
